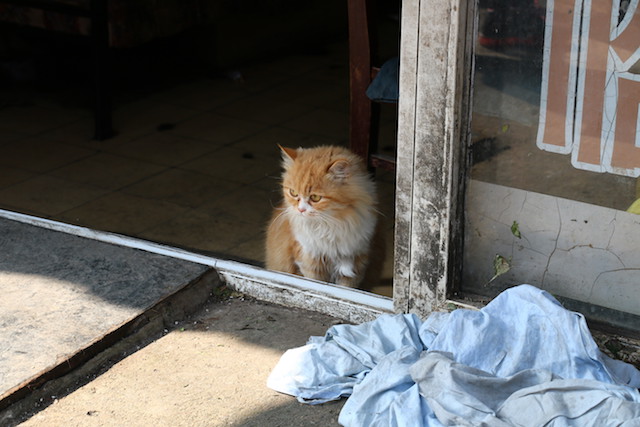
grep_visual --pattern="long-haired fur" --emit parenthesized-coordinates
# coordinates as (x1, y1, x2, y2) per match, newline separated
(265, 145, 385, 288)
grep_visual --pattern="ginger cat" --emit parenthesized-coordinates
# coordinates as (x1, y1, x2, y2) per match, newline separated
(265, 145, 385, 289)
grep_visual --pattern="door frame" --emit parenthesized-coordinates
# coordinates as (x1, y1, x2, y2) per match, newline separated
(393, 0, 476, 314)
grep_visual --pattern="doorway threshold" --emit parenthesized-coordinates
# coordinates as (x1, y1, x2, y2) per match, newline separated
(0, 209, 393, 323)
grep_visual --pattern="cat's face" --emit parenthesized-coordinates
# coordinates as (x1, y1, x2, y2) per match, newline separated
(279, 145, 372, 220)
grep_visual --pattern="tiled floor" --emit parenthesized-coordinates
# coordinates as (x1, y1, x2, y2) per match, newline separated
(0, 37, 397, 296)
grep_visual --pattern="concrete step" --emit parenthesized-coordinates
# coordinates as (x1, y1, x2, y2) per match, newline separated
(0, 216, 216, 424)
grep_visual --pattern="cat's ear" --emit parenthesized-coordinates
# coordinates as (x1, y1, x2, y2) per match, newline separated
(278, 145, 298, 168)
(328, 159, 351, 182)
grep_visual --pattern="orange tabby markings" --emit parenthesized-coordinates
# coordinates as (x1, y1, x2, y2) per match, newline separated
(265, 145, 385, 289)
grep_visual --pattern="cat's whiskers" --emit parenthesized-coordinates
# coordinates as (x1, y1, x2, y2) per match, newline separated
(372, 206, 385, 217)
(270, 208, 289, 226)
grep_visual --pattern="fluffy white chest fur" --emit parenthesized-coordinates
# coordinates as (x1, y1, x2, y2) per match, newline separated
(289, 205, 376, 278)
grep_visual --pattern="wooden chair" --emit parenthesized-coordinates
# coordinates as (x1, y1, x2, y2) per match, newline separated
(347, 0, 397, 171)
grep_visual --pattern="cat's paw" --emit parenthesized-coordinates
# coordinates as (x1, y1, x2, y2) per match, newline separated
(336, 276, 360, 288)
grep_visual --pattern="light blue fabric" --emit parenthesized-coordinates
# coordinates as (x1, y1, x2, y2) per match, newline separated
(267, 313, 423, 404)
(267, 285, 640, 426)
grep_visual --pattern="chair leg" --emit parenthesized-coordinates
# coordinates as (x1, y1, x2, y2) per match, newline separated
(348, 0, 377, 165)
(91, 0, 114, 140)
(349, 87, 374, 163)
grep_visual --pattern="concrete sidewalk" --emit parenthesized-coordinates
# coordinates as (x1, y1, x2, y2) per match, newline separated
(18, 296, 346, 427)
(0, 216, 346, 426)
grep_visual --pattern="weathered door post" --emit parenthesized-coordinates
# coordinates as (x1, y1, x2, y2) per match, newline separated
(394, 0, 475, 315)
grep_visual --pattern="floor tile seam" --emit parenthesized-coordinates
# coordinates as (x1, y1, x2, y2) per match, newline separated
(119, 93, 205, 112)
(228, 62, 335, 91)
(0, 100, 86, 121)
(125, 181, 254, 237)
(45, 152, 167, 185)
(241, 171, 283, 189)
(163, 118, 272, 147)
(163, 82, 272, 106)
(0, 169, 104, 193)
(154, 119, 293, 161)
(201, 72, 338, 104)
(42, 121, 159, 150)
(131, 163, 252, 192)
(219, 125, 295, 155)
(277, 106, 350, 137)
(9, 114, 90, 139)
(152, 88, 256, 113)
(197, 239, 265, 266)
(93, 131, 224, 169)
(194, 159, 282, 186)
(112, 105, 206, 130)
(51, 184, 188, 221)
(43, 140, 253, 195)
(0, 128, 100, 159)
(0, 165, 38, 190)
(206, 130, 279, 150)
(187, 64, 334, 115)
(34, 152, 171, 194)
(52, 196, 191, 240)
(198, 205, 273, 231)
(26, 148, 106, 179)
(131, 209, 262, 256)
(113, 184, 224, 211)
(223, 231, 267, 260)
(136, 186, 264, 225)
(166, 128, 286, 170)
(287, 95, 349, 113)
(0, 172, 113, 213)
(210, 106, 316, 128)
(118, 106, 236, 138)
(157, 83, 287, 116)
(188, 181, 265, 214)
(0, 202, 53, 220)
(212, 75, 348, 124)
(0, 130, 33, 143)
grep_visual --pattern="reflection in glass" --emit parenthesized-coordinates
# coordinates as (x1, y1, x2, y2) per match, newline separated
(472, 0, 638, 211)
(464, 0, 640, 331)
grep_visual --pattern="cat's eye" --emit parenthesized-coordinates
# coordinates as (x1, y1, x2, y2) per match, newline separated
(289, 189, 299, 197)
(309, 194, 322, 202)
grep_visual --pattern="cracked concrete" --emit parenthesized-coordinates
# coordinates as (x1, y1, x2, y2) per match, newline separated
(463, 180, 640, 329)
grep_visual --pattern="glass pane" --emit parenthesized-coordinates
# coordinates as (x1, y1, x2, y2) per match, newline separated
(463, 0, 640, 330)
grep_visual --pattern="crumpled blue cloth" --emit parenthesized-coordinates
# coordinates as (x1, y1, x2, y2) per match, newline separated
(267, 285, 640, 426)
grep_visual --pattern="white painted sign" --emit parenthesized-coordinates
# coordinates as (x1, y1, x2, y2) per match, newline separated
(538, 0, 640, 177)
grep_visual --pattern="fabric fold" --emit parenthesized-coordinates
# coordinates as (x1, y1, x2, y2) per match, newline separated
(267, 284, 640, 426)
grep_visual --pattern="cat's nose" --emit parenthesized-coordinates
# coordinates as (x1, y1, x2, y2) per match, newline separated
(297, 199, 312, 213)
(297, 201, 308, 213)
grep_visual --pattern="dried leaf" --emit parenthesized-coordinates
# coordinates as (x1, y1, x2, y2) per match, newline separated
(488, 254, 511, 284)
(511, 221, 522, 238)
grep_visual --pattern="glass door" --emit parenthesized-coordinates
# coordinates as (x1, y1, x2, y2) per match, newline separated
(463, 0, 640, 331)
